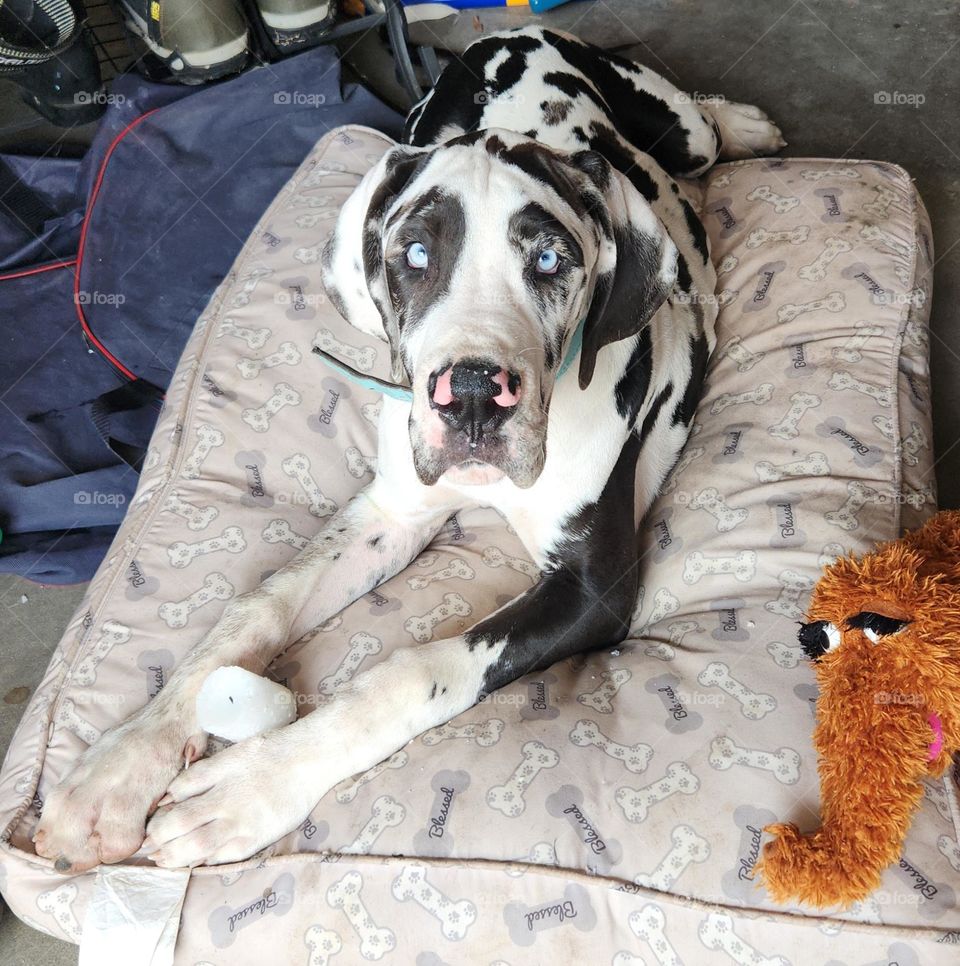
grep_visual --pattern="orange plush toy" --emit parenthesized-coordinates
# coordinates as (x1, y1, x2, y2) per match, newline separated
(756, 509, 960, 908)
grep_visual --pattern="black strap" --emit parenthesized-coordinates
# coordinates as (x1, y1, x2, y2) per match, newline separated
(384, 0, 423, 102)
(0, 156, 57, 236)
(88, 377, 163, 472)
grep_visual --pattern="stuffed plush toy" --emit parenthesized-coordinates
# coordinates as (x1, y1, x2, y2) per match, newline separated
(756, 509, 960, 908)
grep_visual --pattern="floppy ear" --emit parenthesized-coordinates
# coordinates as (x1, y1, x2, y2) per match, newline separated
(321, 143, 428, 382)
(570, 151, 679, 390)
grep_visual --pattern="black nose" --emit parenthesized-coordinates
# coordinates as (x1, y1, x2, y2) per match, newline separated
(429, 359, 521, 445)
(450, 361, 506, 401)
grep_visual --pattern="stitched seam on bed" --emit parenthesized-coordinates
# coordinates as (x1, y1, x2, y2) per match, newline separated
(3, 841, 951, 946)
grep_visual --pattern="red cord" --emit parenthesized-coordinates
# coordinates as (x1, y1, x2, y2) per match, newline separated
(73, 109, 160, 383)
(0, 259, 76, 281)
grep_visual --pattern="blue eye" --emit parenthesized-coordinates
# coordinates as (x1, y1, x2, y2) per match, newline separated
(536, 248, 560, 274)
(406, 242, 429, 269)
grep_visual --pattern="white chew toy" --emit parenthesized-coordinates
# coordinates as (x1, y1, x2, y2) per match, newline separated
(196, 666, 297, 742)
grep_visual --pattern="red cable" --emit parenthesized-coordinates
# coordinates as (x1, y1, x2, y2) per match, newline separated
(0, 259, 76, 281)
(73, 109, 160, 383)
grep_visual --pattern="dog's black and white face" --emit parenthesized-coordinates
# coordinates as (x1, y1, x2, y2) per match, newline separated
(322, 129, 678, 488)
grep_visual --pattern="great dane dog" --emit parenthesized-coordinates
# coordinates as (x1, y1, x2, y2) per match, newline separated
(36, 27, 783, 871)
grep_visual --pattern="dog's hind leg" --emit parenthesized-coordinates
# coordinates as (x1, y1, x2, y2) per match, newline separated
(564, 38, 785, 174)
(702, 99, 787, 161)
(35, 477, 452, 874)
(596, 60, 785, 175)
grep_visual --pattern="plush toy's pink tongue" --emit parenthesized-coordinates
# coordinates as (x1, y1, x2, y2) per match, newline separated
(490, 370, 521, 407)
(928, 711, 944, 761)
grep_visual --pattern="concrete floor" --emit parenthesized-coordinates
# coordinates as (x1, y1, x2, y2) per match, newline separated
(0, 578, 86, 964)
(1, 0, 959, 961)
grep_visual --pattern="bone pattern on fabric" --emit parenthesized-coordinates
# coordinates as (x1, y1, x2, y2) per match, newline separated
(3, 46, 946, 964)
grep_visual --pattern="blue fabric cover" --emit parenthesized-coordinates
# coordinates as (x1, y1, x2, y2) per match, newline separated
(0, 46, 401, 584)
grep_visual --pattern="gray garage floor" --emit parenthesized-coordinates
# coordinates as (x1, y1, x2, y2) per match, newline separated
(1, 0, 958, 961)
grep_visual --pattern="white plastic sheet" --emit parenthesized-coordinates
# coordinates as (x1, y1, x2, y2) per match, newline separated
(80, 866, 190, 966)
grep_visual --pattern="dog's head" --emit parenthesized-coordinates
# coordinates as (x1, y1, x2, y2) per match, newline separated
(322, 129, 677, 488)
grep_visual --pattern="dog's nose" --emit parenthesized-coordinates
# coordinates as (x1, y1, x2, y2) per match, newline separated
(430, 360, 521, 445)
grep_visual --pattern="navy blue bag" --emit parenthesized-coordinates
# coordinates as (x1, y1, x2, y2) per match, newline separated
(0, 46, 401, 584)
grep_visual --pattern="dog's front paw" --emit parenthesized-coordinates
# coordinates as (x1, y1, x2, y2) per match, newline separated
(34, 713, 199, 874)
(709, 100, 787, 159)
(144, 732, 321, 868)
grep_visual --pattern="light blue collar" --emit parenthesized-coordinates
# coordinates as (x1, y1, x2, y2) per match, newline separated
(312, 317, 585, 401)
(555, 315, 585, 381)
(310, 347, 416, 401)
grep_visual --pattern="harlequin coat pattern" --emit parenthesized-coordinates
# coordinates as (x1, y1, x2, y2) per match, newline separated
(0, 127, 953, 962)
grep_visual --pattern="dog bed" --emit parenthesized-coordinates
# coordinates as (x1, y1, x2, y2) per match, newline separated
(0, 125, 952, 962)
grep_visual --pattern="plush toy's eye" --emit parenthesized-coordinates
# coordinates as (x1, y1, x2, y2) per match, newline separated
(846, 611, 909, 643)
(406, 242, 429, 269)
(536, 248, 560, 274)
(797, 620, 842, 660)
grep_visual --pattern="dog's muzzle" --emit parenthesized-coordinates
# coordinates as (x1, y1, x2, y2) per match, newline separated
(429, 359, 522, 446)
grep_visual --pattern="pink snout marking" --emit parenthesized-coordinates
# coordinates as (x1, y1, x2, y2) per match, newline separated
(431, 366, 522, 407)
(490, 370, 521, 407)
(433, 368, 454, 406)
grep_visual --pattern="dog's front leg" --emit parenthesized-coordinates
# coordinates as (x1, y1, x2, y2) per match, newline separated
(36, 478, 452, 873)
(146, 564, 633, 867)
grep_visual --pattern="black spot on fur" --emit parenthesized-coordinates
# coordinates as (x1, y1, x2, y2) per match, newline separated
(543, 70, 601, 105)
(470, 432, 641, 693)
(508, 201, 584, 328)
(429, 682, 437, 699)
(580, 223, 672, 389)
(675, 253, 692, 293)
(361, 149, 431, 292)
(570, 125, 590, 145)
(508, 202, 583, 262)
(404, 34, 542, 146)
(681, 198, 710, 264)
(448, 129, 487, 148)
(614, 326, 653, 423)
(540, 31, 714, 177)
(368, 534, 383, 548)
(489, 139, 590, 220)
(672, 332, 709, 426)
(383, 189, 466, 333)
(570, 150, 611, 191)
(541, 99, 573, 125)
(638, 382, 673, 446)
(544, 341, 556, 370)
(484, 133, 508, 155)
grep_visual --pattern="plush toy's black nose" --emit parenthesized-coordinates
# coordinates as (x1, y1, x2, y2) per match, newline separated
(429, 359, 521, 445)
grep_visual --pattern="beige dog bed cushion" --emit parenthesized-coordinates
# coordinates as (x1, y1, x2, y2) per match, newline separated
(1, 125, 952, 963)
